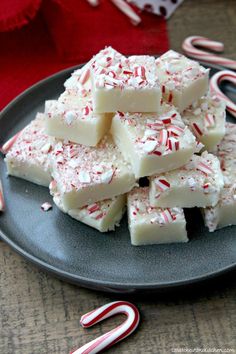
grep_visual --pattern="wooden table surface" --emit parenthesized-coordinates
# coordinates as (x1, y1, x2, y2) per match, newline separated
(1, 1, 236, 353)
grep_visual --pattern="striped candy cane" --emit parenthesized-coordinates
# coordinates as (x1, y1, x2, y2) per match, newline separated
(210, 70, 236, 118)
(0, 179, 5, 212)
(71, 301, 140, 354)
(182, 36, 236, 70)
(1, 130, 22, 154)
(111, 0, 141, 25)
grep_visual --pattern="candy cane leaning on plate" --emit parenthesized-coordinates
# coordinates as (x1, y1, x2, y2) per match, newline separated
(182, 36, 236, 70)
(210, 70, 236, 118)
(0, 179, 5, 212)
(71, 301, 140, 354)
(0, 130, 22, 154)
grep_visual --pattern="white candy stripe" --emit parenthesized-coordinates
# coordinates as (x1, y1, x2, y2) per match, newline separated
(167, 125, 184, 137)
(168, 137, 179, 151)
(195, 141, 205, 153)
(159, 129, 168, 146)
(146, 121, 164, 130)
(41, 202, 52, 212)
(71, 301, 140, 354)
(79, 68, 90, 85)
(111, 0, 141, 26)
(197, 161, 214, 175)
(161, 209, 174, 224)
(86, 0, 99, 6)
(1, 130, 22, 154)
(204, 113, 215, 127)
(182, 36, 236, 70)
(210, 70, 236, 118)
(134, 66, 146, 78)
(0, 180, 5, 212)
(87, 203, 100, 213)
(155, 178, 170, 192)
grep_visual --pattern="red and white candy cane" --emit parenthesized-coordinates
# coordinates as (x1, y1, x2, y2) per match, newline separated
(111, 0, 141, 25)
(0, 179, 5, 212)
(210, 70, 236, 118)
(0, 130, 22, 154)
(86, 0, 141, 25)
(71, 301, 140, 354)
(182, 36, 236, 70)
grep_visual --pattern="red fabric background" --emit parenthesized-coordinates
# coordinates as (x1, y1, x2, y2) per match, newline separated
(42, 0, 169, 60)
(0, 1, 169, 111)
(0, 0, 42, 31)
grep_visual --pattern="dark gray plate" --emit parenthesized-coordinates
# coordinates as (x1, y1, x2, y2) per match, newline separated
(0, 63, 236, 294)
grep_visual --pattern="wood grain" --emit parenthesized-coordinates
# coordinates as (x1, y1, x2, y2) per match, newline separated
(168, 0, 236, 58)
(1, 1, 236, 353)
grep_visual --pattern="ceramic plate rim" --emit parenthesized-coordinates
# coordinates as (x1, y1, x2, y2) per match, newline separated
(0, 61, 235, 292)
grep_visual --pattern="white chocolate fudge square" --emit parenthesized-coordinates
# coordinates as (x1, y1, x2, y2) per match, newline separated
(149, 152, 224, 208)
(203, 187, 236, 232)
(4, 113, 54, 187)
(50, 181, 126, 232)
(45, 56, 112, 146)
(127, 187, 188, 246)
(50, 135, 136, 211)
(111, 103, 196, 178)
(202, 123, 236, 231)
(156, 50, 209, 112)
(45, 93, 112, 146)
(182, 95, 226, 151)
(213, 122, 236, 159)
(63, 63, 92, 94)
(91, 47, 161, 113)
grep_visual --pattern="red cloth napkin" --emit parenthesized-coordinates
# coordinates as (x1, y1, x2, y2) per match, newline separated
(0, 0, 42, 31)
(0, 1, 169, 111)
(0, 13, 69, 111)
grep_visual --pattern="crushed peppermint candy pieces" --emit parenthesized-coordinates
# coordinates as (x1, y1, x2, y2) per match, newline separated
(41, 202, 52, 212)
(156, 50, 209, 112)
(2, 45, 230, 251)
(182, 94, 226, 151)
(4, 113, 54, 188)
(111, 104, 196, 178)
(128, 187, 188, 245)
(155, 178, 170, 192)
(1, 130, 22, 154)
(149, 152, 224, 208)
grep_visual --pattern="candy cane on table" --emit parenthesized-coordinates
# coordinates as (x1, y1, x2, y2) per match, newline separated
(210, 70, 236, 118)
(182, 36, 236, 70)
(111, 0, 141, 26)
(70, 301, 140, 354)
(0, 130, 22, 154)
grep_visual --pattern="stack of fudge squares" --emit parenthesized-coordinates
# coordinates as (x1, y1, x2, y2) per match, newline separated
(3, 47, 236, 246)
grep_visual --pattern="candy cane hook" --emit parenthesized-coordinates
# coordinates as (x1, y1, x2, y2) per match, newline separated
(210, 70, 236, 118)
(182, 36, 236, 70)
(71, 301, 140, 354)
